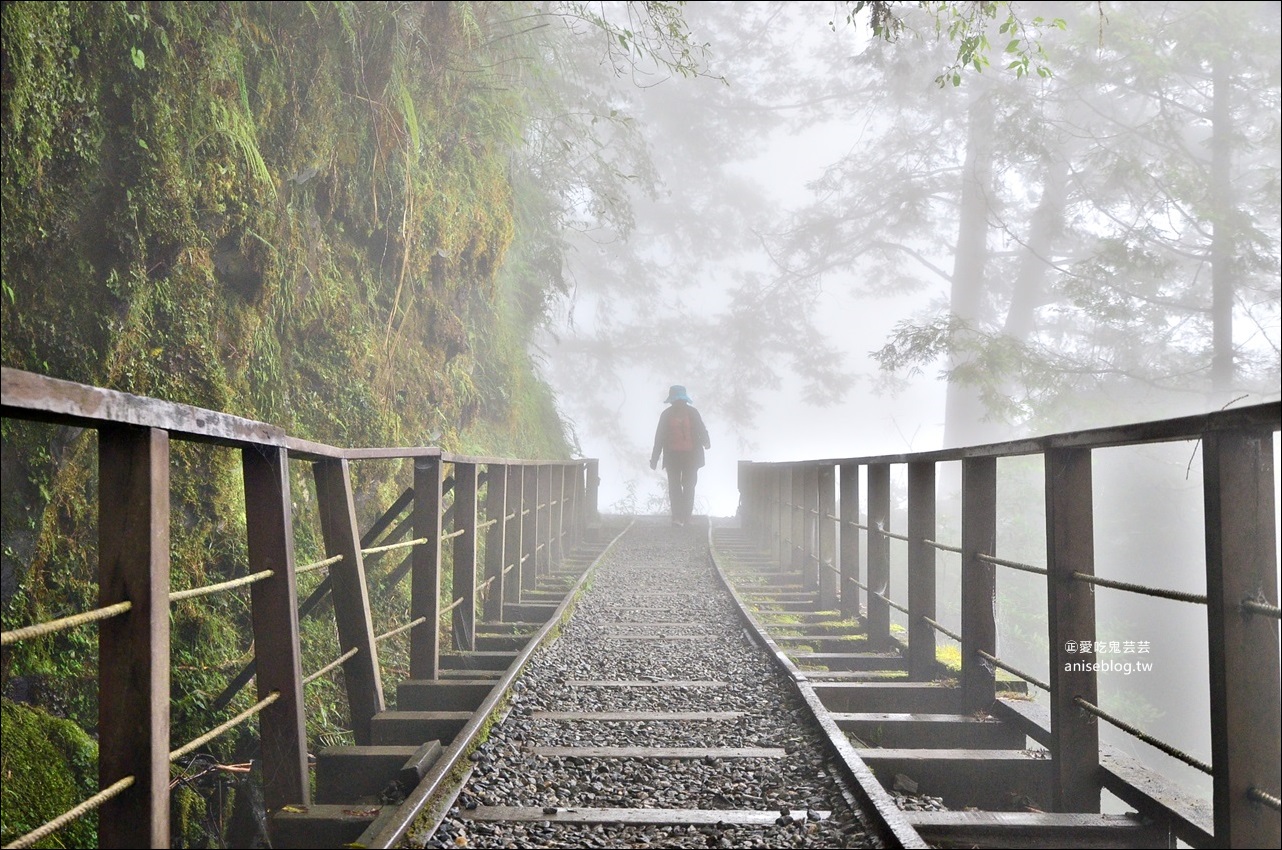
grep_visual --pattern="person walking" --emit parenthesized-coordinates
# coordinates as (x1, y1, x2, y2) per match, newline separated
(649, 385, 711, 526)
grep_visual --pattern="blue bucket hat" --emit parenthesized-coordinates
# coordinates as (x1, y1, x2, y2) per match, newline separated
(664, 385, 692, 403)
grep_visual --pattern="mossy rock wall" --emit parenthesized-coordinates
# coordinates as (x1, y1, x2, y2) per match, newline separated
(1, 2, 573, 843)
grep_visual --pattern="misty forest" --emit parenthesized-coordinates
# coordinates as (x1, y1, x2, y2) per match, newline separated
(1, 1, 1278, 847)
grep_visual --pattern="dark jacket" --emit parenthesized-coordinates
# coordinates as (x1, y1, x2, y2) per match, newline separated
(650, 402, 711, 470)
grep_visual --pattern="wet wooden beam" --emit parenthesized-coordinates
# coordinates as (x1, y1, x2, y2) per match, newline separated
(313, 458, 384, 744)
(906, 811, 1171, 849)
(1045, 447, 1100, 812)
(97, 426, 170, 849)
(1202, 427, 1281, 848)
(410, 456, 444, 680)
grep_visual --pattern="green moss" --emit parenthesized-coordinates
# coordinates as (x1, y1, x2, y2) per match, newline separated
(2, 2, 575, 844)
(0, 699, 98, 849)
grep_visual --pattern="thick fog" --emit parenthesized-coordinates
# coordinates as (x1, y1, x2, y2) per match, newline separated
(536, 1, 1280, 518)
(530, 0, 1281, 804)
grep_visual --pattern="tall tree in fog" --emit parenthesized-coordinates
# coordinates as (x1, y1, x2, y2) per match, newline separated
(867, 1, 1280, 435)
(534, 2, 861, 441)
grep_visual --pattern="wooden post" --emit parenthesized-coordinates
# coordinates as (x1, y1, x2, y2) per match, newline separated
(961, 456, 997, 713)
(818, 464, 838, 610)
(504, 465, 524, 608)
(522, 465, 538, 592)
(586, 458, 600, 523)
(1045, 447, 1100, 813)
(241, 445, 309, 812)
(908, 460, 938, 680)
(1203, 428, 1281, 847)
(483, 463, 508, 622)
(791, 467, 805, 574)
(769, 466, 779, 564)
(553, 465, 567, 563)
(98, 426, 171, 848)
(803, 465, 820, 591)
(411, 455, 443, 680)
(839, 462, 861, 621)
(312, 458, 385, 744)
(540, 465, 554, 577)
(867, 463, 891, 649)
(452, 462, 478, 651)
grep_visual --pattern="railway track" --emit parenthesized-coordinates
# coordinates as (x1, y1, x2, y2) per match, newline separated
(278, 516, 1208, 849)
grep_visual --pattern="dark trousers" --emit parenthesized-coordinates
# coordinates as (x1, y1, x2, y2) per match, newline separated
(665, 453, 699, 522)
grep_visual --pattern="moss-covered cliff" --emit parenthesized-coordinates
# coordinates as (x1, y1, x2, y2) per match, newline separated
(1, 2, 576, 844)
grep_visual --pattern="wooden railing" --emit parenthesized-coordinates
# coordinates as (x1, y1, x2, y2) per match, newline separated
(0, 367, 599, 849)
(737, 401, 1280, 848)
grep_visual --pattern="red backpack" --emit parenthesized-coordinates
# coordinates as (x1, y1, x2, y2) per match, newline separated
(667, 406, 695, 452)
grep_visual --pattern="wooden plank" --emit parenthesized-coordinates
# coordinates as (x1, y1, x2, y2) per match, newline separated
(600, 634, 717, 641)
(370, 710, 471, 746)
(531, 711, 745, 721)
(856, 748, 1054, 811)
(1045, 447, 1100, 812)
(811, 681, 964, 714)
(482, 463, 507, 622)
(312, 458, 384, 744)
(790, 651, 906, 672)
(906, 811, 1170, 849)
(833, 712, 1026, 749)
(97, 426, 170, 848)
(1202, 427, 1281, 848)
(803, 465, 819, 591)
(451, 461, 478, 651)
(533, 746, 787, 759)
(907, 461, 937, 680)
(566, 679, 727, 688)
(2, 366, 285, 447)
(410, 456, 443, 680)
(462, 807, 830, 826)
(961, 456, 996, 712)
(717, 402, 1280, 467)
(242, 445, 310, 811)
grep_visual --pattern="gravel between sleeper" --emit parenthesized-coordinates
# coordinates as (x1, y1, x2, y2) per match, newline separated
(414, 516, 879, 849)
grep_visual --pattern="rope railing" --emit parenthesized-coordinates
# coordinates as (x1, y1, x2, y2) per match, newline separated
(1071, 571, 1207, 605)
(169, 691, 280, 763)
(440, 528, 467, 541)
(502, 564, 516, 575)
(1241, 598, 1281, 619)
(1247, 786, 1281, 811)
(297, 553, 343, 575)
(977, 552, 1047, 576)
(869, 587, 910, 616)
(375, 616, 428, 644)
(922, 616, 963, 645)
(1, 601, 132, 646)
(2, 775, 135, 850)
(442, 596, 466, 615)
(363, 536, 429, 555)
(924, 538, 964, 554)
(978, 649, 1050, 692)
(1073, 696, 1212, 775)
(302, 646, 360, 685)
(168, 569, 274, 602)
(477, 517, 500, 531)
(846, 575, 870, 592)
(882, 529, 911, 543)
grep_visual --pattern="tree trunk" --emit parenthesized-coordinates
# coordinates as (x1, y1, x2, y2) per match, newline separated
(943, 85, 998, 448)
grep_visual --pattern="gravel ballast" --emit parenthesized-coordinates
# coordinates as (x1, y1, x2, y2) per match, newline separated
(414, 516, 878, 849)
